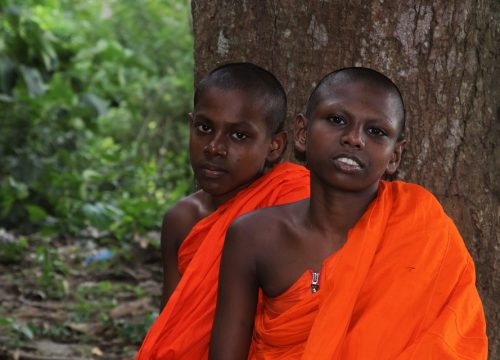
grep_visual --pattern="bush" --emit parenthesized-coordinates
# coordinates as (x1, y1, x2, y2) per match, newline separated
(0, 0, 194, 239)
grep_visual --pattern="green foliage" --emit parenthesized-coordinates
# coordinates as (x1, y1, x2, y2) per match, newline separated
(0, 0, 194, 238)
(0, 232, 28, 263)
(33, 237, 69, 298)
(114, 311, 157, 343)
(0, 306, 35, 347)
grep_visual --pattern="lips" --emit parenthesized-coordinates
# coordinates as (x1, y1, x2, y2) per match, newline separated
(199, 163, 228, 178)
(332, 155, 363, 172)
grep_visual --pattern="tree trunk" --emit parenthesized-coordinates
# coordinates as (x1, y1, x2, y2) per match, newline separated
(192, 0, 499, 356)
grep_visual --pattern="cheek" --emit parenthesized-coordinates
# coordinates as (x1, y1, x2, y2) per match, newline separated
(238, 149, 267, 170)
(188, 141, 201, 157)
(190, 134, 208, 148)
(377, 146, 396, 162)
(306, 135, 328, 158)
(308, 123, 335, 145)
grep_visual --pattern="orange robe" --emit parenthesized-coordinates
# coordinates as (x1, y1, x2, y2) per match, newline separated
(251, 181, 487, 360)
(136, 162, 310, 360)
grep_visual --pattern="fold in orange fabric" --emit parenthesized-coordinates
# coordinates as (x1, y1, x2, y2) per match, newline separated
(251, 181, 488, 360)
(136, 162, 310, 360)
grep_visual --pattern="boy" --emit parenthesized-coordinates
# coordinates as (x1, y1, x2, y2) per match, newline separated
(135, 63, 310, 359)
(210, 67, 487, 359)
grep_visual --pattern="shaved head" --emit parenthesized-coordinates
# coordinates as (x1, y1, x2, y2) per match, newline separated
(194, 63, 287, 135)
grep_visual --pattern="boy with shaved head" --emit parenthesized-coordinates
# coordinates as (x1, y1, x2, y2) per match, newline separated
(210, 67, 487, 359)
(136, 63, 309, 359)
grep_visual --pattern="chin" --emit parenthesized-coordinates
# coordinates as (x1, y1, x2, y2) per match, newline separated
(198, 183, 224, 194)
(317, 173, 378, 193)
(197, 181, 230, 195)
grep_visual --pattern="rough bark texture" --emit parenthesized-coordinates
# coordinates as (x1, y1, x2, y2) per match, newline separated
(192, 0, 499, 357)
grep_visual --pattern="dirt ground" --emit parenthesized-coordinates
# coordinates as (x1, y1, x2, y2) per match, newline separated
(0, 230, 163, 360)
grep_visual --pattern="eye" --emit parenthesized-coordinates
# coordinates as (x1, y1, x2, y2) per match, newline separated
(195, 123, 211, 134)
(231, 131, 248, 141)
(327, 115, 346, 125)
(367, 127, 387, 137)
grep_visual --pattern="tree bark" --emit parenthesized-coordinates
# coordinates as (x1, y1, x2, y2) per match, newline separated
(192, 0, 499, 356)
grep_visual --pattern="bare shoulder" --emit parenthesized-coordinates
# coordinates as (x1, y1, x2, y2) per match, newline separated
(164, 190, 209, 222)
(162, 190, 213, 248)
(226, 199, 307, 251)
(161, 190, 214, 304)
(224, 200, 309, 298)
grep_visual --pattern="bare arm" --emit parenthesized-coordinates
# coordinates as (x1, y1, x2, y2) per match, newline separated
(160, 203, 198, 309)
(160, 210, 181, 308)
(209, 221, 260, 360)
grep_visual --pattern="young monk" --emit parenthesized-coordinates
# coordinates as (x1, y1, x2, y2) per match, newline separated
(210, 67, 488, 359)
(135, 63, 310, 359)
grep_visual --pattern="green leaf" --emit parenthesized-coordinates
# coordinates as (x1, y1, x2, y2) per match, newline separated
(0, 56, 17, 95)
(26, 204, 48, 222)
(80, 92, 108, 116)
(82, 202, 123, 230)
(19, 65, 47, 97)
(8, 177, 28, 200)
(82, 169, 100, 181)
(15, 323, 34, 340)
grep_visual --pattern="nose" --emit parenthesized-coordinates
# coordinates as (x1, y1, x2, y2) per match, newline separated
(204, 135, 228, 157)
(341, 125, 365, 149)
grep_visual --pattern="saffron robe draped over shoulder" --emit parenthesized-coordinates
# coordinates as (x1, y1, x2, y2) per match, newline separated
(136, 162, 310, 360)
(251, 181, 487, 360)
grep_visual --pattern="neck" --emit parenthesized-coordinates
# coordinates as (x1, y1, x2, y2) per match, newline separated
(208, 191, 236, 210)
(305, 174, 379, 240)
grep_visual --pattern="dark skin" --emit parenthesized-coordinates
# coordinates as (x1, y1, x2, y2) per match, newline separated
(209, 79, 406, 359)
(160, 87, 287, 308)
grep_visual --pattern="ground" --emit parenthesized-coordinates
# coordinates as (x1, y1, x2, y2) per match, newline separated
(0, 229, 162, 360)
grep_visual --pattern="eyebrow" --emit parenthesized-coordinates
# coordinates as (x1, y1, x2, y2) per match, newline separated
(321, 102, 395, 125)
(193, 113, 213, 123)
(194, 113, 261, 130)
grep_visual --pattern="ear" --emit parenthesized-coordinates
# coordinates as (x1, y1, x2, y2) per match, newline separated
(188, 112, 194, 126)
(294, 113, 308, 154)
(266, 131, 287, 163)
(385, 139, 406, 175)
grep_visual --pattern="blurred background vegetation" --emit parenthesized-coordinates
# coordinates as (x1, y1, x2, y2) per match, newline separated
(0, 0, 194, 356)
(0, 0, 193, 239)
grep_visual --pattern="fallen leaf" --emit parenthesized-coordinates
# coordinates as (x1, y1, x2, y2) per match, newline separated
(91, 346, 104, 356)
(109, 297, 151, 319)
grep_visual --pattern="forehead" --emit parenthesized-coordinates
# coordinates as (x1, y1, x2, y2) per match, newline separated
(195, 87, 267, 122)
(315, 80, 402, 124)
(194, 87, 268, 130)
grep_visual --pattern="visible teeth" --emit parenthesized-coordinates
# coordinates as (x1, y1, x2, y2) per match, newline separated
(338, 157, 360, 167)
